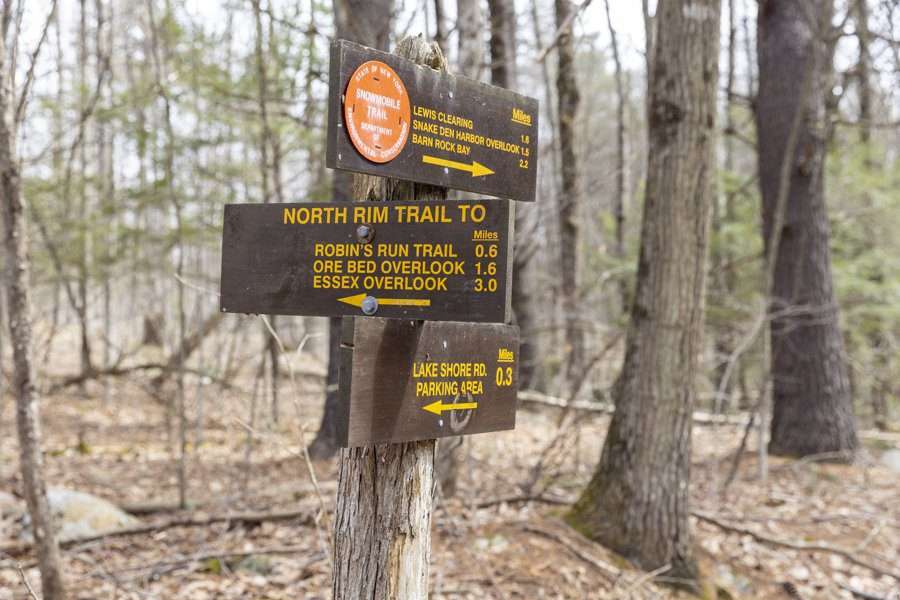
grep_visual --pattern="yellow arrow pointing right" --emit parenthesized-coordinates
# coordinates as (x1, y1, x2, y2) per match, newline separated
(422, 155, 495, 177)
(422, 399, 479, 415)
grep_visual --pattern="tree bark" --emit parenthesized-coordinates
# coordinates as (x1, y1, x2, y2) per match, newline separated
(332, 35, 445, 600)
(487, 0, 517, 88)
(456, 0, 483, 80)
(567, 0, 721, 583)
(756, 0, 857, 457)
(712, 0, 738, 410)
(77, 0, 93, 388)
(333, 0, 392, 51)
(554, 0, 583, 388)
(0, 5, 67, 596)
(603, 0, 627, 309)
(312, 0, 393, 459)
(433, 0, 447, 55)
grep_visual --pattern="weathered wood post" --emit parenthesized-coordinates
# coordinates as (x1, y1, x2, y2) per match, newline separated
(220, 28, 535, 600)
(331, 36, 447, 599)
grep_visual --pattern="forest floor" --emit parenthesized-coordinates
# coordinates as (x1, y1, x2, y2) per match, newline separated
(1, 368, 899, 599)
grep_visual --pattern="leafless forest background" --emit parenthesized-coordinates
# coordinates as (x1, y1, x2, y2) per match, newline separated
(0, 0, 898, 598)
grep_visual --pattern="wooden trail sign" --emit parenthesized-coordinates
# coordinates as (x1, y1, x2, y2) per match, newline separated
(219, 200, 513, 323)
(327, 39, 539, 203)
(338, 317, 519, 446)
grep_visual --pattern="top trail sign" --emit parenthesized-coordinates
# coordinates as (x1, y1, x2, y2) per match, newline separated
(327, 39, 539, 203)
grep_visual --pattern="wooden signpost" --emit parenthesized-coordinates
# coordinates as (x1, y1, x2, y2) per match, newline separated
(337, 318, 519, 446)
(219, 199, 513, 323)
(218, 35, 539, 600)
(327, 40, 539, 203)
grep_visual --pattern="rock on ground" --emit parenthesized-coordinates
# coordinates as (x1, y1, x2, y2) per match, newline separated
(21, 488, 140, 541)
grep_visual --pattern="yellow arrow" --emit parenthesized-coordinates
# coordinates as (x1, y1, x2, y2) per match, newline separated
(422, 155, 495, 177)
(422, 400, 479, 415)
(337, 293, 431, 308)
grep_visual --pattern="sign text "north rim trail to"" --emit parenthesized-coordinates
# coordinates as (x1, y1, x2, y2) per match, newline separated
(219, 200, 514, 323)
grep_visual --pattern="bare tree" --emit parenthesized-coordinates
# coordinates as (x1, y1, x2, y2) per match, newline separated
(146, 0, 190, 508)
(554, 0, 583, 387)
(568, 0, 721, 583)
(251, 0, 283, 422)
(1, 2, 68, 597)
(457, 0, 483, 79)
(603, 0, 627, 306)
(433, 0, 447, 54)
(756, 0, 858, 457)
(487, 0, 517, 87)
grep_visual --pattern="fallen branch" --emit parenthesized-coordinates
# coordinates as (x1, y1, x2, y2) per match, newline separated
(518, 390, 749, 426)
(48, 363, 231, 393)
(692, 511, 900, 582)
(0, 508, 317, 557)
(120, 547, 325, 578)
(521, 523, 621, 581)
(474, 494, 569, 509)
(16, 562, 39, 600)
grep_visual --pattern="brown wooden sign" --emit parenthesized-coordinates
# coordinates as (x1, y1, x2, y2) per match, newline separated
(219, 200, 513, 323)
(338, 318, 519, 446)
(327, 39, 539, 203)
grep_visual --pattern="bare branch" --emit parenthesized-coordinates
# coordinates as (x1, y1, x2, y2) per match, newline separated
(13, 0, 57, 127)
(535, 0, 593, 62)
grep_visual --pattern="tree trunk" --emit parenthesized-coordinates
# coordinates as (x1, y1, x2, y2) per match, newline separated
(854, 0, 887, 430)
(77, 0, 93, 389)
(146, 0, 190, 507)
(567, 0, 721, 583)
(433, 0, 447, 54)
(333, 443, 436, 599)
(756, 0, 857, 457)
(0, 11, 68, 597)
(487, 0, 517, 88)
(333, 0, 392, 51)
(332, 36, 446, 600)
(309, 315, 343, 459)
(554, 0, 583, 389)
(603, 0, 627, 309)
(251, 0, 283, 423)
(456, 0, 483, 80)
(712, 0, 738, 410)
(312, 0, 393, 459)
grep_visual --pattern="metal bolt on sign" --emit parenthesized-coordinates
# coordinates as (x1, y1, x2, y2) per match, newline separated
(361, 295, 378, 315)
(356, 224, 374, 243)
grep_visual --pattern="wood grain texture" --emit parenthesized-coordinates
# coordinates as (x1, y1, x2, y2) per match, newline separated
(219, 200, 513, 323)
(326, 39, 539, 202)
(339, 318, 519, 446)
(332, 35, 448, 600)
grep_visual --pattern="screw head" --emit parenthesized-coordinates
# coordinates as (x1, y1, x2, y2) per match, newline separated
(356, 224, 374, 243)
(361, 295, 378, 315)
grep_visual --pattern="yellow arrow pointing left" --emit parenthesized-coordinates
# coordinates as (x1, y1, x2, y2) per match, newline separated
(422, 155, 495, 177)
(338, 293, 431, 308)
(422, 400, 479, 415)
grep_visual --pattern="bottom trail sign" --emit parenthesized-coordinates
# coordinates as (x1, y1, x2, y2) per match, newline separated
(338, 317, 519, 447)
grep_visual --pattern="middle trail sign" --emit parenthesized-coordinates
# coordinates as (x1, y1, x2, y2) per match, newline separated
(326, 39, 539, 203)
(219, 200, 513, 323)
